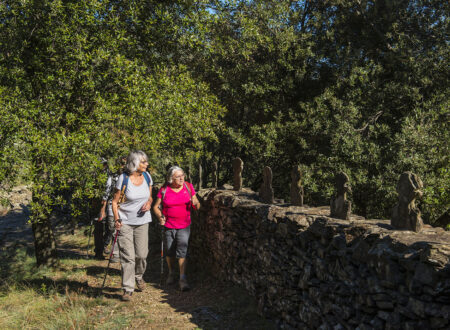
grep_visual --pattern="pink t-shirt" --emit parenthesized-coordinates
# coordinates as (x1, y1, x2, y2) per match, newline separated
(157, 183, 196, 229)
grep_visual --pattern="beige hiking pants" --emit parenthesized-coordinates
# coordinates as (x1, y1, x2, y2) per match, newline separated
(118, 223, 149, 292)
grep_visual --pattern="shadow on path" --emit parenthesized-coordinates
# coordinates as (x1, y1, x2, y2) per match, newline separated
(141, 243, 276, 330)
(0, 204, 32, 248)
(0, 202, 275, 329)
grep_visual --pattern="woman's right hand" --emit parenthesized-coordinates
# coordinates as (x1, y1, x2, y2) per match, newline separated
(115, 219, 122, 230)
(159, 216, 166, 226)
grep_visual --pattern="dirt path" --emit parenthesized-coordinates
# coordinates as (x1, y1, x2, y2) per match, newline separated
(58, 239, 275, 329)
(89, 251, 273, 329)
(0, 187, 275, 329)
(0, 185, 32, 248)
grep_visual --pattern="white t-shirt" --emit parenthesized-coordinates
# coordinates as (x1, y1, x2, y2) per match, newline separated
(115, 172, 153, 225)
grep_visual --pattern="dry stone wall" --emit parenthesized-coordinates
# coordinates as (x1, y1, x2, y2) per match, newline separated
(190, 187, 450, 329)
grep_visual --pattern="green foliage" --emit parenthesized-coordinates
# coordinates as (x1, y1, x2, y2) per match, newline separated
(0, 0, 448, 248)
(0, 0, 223, 211)
(0, 0, 224, 264)
(179, 0, 449, 222)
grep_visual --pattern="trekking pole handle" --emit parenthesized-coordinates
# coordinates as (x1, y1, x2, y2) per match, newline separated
(159, 214, 166, 226)
(108, 225, 120, 258)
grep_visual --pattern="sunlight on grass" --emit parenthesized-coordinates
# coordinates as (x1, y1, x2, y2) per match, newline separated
(1, 227, 274, 329)
(58, 227, 93, 249)
(60, 258, 93, 267)
(0, 285, 131, 329)
(0, 231, 133, 329)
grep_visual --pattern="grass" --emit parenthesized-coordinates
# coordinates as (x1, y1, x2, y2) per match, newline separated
(0, 225, 275, 330)
(0, 285, 124, 329)
(0, 231, 132, 330)
(0, 197, 10, 208)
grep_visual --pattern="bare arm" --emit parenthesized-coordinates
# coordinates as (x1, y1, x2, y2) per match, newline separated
(99, 200, 107, 221)
(152, 198, 166, 225)
(141, 185, 153, 212)
(111, 188, 122, 229)
(192, 195, 201, 210)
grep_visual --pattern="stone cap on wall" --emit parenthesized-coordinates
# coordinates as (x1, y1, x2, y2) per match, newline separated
(197, 187, 450, 273)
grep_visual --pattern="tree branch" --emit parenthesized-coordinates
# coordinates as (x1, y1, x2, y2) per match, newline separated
(355, 110, 383, 132)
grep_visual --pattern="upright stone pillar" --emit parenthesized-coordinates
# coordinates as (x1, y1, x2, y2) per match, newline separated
(211, 162, 218, 188)
(391, 172, 424, 232)
(330, 171, 352, 220)
(290, 165, 304, 206)
(232, 157, 243, 191)
(259, 166, 274, 204)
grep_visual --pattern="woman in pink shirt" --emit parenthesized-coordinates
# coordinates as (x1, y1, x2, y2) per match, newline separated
(153, 166, 200, 291)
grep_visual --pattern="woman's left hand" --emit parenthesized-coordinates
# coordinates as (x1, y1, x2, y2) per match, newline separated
(191, 195, 201, 210)
(141, 200, 151, 212)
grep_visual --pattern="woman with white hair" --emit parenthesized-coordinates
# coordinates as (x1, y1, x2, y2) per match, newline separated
(153, 166, 200, 291)
(112, 150, 153, 301)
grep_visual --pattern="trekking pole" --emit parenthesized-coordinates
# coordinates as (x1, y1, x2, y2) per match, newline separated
(86, 217, 96, 259)
(160, 224, 164, 286)
(101, 219, 121, 290)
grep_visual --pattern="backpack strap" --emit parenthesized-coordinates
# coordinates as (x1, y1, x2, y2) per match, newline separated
(184, 182, 196, 210)
(159, 184, 168, 211)
(161, 185, 167, 201)
(119, 173, 129, 204)
(184, 182, 192, 198)
(143, 171, 152, 186)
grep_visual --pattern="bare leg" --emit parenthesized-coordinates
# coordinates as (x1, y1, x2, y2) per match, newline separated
(178, 257, 190, 290)
(166, 256, 175, 274)
(178, 257, 186, 277)
(165, 257, 177, 285)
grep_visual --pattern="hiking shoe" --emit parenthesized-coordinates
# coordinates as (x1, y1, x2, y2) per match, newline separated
(166, 272, 176, 285)
(179, 278, 190, 291)
(136, 279, 146, 291)
(122, 291, 132, 302)
(103, 247, 110, 255)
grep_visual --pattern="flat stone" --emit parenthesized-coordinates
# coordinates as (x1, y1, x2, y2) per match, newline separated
(375, 301, 394, 310)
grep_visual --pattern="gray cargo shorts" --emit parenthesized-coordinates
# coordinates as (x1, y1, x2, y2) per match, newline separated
(164, 225, 190, 259)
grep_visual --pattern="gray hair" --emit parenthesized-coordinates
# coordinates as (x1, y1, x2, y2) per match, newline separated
(126, 150, 148, 173)
(166, 166, 184, 184)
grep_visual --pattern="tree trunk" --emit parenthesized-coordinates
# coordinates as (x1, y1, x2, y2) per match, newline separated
(32, 217, 58, 267)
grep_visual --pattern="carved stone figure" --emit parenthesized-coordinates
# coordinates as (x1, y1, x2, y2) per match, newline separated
(259, 166, 274, 204)
(330, 171, 352, 220)
(232, 157, 243, 191)
(391, 172, 424, 232)
(290, 165, 304, 206)
(211, 162, 218, 188)
(197, 163, 203, 190)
